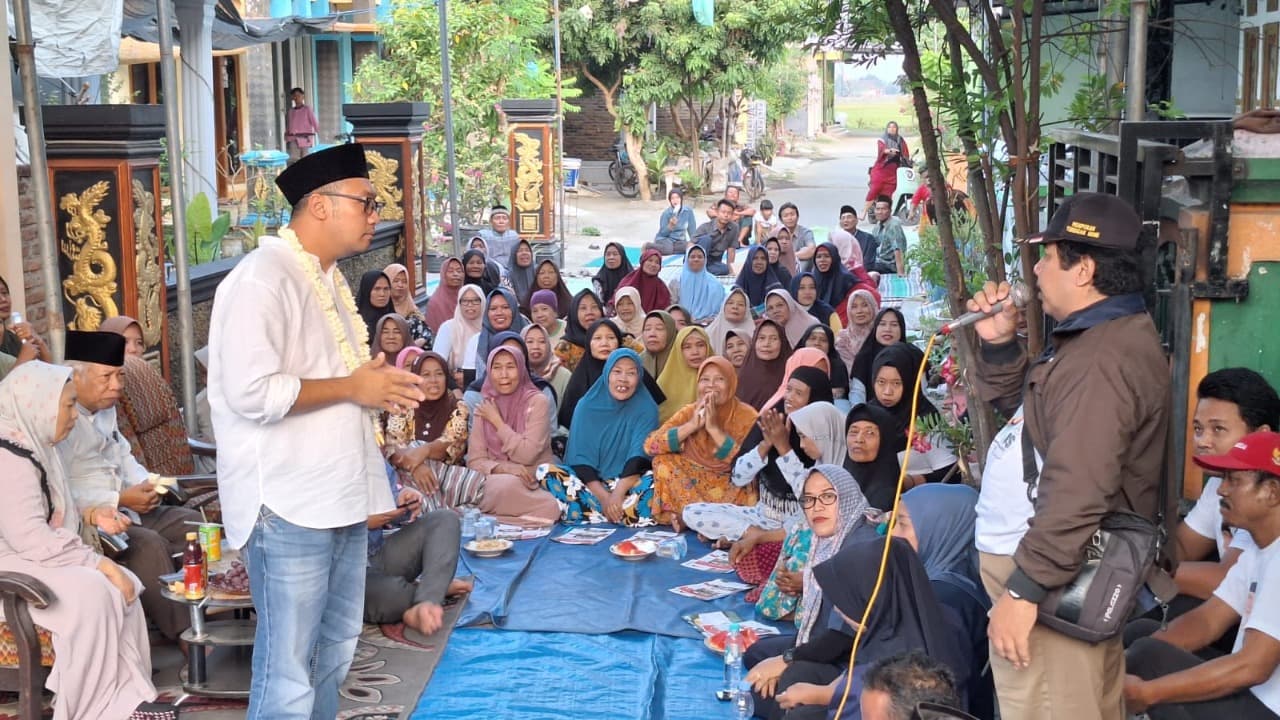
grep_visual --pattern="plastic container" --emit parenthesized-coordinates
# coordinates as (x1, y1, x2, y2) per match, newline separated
(656, 535, 688, 560)
(461, 508, 481, 538)
(563, 158, 582, 189)
(732, 680, 754, 719)
(723, 623, 744, 693)
(182, 532, 206, 600)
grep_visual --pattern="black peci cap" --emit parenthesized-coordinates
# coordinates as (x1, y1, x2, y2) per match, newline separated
(64, 330, 125, 367)
(275, 143, 370, 207)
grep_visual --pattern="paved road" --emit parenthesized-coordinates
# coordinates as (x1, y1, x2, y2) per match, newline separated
(560, 134, 891, 274)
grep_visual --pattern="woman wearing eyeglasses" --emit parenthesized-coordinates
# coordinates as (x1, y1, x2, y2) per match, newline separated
(742, 464, 880, 720)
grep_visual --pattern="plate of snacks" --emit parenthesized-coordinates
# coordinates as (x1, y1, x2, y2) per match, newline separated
(704, 627, 761, 655)
(609, 539, 657, 561)
(209, 560, 252, 599)
(464, 538, 513, 558)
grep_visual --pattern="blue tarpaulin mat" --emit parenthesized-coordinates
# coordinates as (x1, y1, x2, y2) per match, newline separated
(411, 628, 734, 720)
(455, 527, 793, 639)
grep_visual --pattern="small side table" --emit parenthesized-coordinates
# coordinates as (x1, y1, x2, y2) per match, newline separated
(160, 565, 255, 702)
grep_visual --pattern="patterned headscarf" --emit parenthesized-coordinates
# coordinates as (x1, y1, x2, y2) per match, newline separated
(798, 463, 871, 644)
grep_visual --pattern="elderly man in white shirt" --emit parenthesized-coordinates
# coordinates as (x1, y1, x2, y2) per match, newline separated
(59, 330, 197, 641)
(209, 143, 426, 720)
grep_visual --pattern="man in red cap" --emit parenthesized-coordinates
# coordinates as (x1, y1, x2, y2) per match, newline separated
(1124, 431, 1280, 719)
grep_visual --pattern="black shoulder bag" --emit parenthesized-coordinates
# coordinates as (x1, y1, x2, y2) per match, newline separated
(1020, 425, 1173, 644)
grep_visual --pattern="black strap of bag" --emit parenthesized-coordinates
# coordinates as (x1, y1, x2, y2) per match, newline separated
(0, 438, 53, 522)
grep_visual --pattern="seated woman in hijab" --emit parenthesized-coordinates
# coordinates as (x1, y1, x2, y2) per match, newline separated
(656, 326, 712, 424)
(528, 289, 567, 346)
(539, 348, 659, 526)
(835, 290, 880, 373)
(527, 259, 575, 320)
(559, 319, 625, 429)
(706, 288, 757, 356)
(591, 242, 633, 315)
(432, 284, 485, 389)
(893, 485, 995, 720)
(735, 245, 785, 313)
(425, 257, 465, 336)
(769, 537, 969, 720)
(790, 272, 841, 332)
(0, 362, 174, 720)
(461, 288, 527, 388)
(744, 464, 880, 718)
(374, 313, 411, 363)
(522, 324, 570, 404)
(666, 304, 693, 330)
(736, 320, 795, 411)
(554, 289, 605, 373)
(764, 236, 794, 291)
(812, 243, 861, 327)
(384, 262, 432, 347)
(843, 403, 903, 513)
(645, 357, 759, 526)
(653, 187, 698, 255)
(461, 245, 501, 296)
(639, 310, 677, 378)
(614, 248, 671, 314)
(506, 240, 538, 315)
(612, 286, 646, 341)
(799, 324, 851, 410)
(462, 330, 559, 430)
(667, 245, 726, 325)
(723, 330, 751, 371)
(356, 270, 395, 343)
(869, 342, 957, 486)
(849, 307, 907, 403)
(466, 346, 560, 527)
(764, 288, 817, 351)
(387, 351, 486, 511)
(100, 315, 147, 359)
(688, 373, 838, 542)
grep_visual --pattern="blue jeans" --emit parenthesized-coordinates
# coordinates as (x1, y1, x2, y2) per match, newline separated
(243, 507, 367, 720)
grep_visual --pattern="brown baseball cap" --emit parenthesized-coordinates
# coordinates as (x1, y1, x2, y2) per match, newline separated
(1020, 192, 1141, 251)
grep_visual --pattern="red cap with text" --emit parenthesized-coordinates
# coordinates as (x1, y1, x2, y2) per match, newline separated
(1193, 431, 1280, 474)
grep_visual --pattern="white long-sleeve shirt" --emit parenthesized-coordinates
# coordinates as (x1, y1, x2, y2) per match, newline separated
(208, 235, 393, 548)
(58, 404, 150, 511)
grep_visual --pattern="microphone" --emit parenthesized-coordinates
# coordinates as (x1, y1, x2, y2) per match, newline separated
(939, 283, 1028, 335)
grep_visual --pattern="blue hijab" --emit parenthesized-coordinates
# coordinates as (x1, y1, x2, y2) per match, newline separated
(564, 348, 659, 479)
(476, 286, 529, 367)
(678, 245, 726, 320)
(901, 484, 988, 608)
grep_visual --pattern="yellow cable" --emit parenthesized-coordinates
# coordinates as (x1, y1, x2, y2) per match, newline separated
(831, 331, 940, 719)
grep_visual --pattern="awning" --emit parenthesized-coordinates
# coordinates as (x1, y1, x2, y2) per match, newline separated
(120, 0, 335, 52)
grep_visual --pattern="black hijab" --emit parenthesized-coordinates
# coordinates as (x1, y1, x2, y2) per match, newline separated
(869, 342, 937, 449)
(813, 242, 858, 311)
(799, 323, 850, 396)
(563, 289, 603, 349)
(733, 245, 785, 308)
(790, 271, 837, 326)
(529, 259, 575, 320)
(764, 237, 793, 289)
(462, 248, 500, 296)
(843, 402, 903, 511)
(592, 242, 634, 309)
(356, 270, 393, 340)
(558, 319, 665, 428)
(850, 307, 907, 389)
(734, 366, 833, 501)
(813, 537, 968, 677)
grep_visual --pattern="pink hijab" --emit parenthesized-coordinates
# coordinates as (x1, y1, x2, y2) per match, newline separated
(761, 347, 831, 410)
(425, 257, 464, 333)
(478, 345, 542, 459)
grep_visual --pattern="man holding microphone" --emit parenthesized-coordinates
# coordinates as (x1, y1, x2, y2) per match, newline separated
(967, 193, 1170, 720)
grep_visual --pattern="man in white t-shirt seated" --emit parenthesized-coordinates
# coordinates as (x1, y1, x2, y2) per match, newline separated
(1124, 431, 1280, 719)
(1175, 369, 1278, 600)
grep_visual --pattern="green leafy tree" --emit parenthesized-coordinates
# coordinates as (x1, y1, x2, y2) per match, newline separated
(351, 0, 576, 233)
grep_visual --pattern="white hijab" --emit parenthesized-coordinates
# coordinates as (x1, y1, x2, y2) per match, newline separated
(0, 361, 79, 533)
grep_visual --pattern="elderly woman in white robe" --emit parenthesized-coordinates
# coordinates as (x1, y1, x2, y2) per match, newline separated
(0, 362, 170, 720)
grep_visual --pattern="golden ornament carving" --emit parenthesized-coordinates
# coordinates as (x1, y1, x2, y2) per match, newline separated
(513, 132, 544, 213)
(366, 150, 404, 221)
(132, 178, 164, 347)
(59, 181, 118, 331)
(412, 146, 426, 253)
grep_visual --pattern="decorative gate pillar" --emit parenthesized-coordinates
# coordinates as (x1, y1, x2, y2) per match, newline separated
(42, 104, 168, 367)
(499, 99, 558, 241)
(343, 102, 430, 296)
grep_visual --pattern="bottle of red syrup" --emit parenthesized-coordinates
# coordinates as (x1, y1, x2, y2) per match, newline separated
(183, 531, 206, 600)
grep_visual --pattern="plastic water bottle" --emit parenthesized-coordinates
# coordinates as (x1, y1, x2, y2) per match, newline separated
(723, 622, 744, 693)
(460, 508, 480, 538)
(732, 680, 754, 719)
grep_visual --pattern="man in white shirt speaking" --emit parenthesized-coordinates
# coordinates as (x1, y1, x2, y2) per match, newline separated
(208, 142, 426, 720)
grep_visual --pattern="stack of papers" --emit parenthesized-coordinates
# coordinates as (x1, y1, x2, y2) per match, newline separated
(668, 579, 753, 601)
(551, 527, 617, 545)
(681, 550, 734, 573)
(496, 524, 553, 541)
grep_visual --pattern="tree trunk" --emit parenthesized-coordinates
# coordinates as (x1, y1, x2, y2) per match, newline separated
(581, 66, 652, 202)
(1010, 3, 1045, 352)
(684, 96, 705, 185)
(886, 0, 997, 471)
